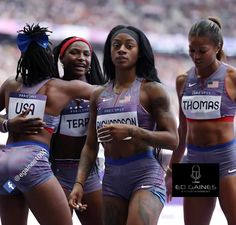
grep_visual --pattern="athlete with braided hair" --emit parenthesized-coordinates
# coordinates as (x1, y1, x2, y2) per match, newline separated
(50, 36, 107, 225)
(0, 24, 95, 225)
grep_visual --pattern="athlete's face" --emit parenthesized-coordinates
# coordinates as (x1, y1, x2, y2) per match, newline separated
(61, 41, 92, 80)
(188, 36, 219, 71)
(110, 33, 139, 70)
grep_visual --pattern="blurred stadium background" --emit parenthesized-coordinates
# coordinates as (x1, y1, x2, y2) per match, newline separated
(0, 0, 235, 224)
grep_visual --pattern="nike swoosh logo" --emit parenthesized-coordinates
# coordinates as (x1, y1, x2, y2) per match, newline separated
(188, 83, 197, 87)
(228, 169, 236, 174)
(123, 136, 132, 140)
(140, 185, 152, 189)
(102, 98, 113, 102)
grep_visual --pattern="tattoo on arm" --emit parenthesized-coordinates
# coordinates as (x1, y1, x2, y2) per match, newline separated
(152, 96, 170, 114)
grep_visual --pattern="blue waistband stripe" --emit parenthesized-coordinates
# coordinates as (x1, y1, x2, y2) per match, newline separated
(187, 139, 236, 152)
(6, 141, 49, 152)
(105, 150, 154, 165)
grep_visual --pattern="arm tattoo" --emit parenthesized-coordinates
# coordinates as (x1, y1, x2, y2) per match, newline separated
(152, 96, 170, 113)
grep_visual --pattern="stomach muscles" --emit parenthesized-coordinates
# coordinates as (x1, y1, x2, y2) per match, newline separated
(187, 120, 235, 147)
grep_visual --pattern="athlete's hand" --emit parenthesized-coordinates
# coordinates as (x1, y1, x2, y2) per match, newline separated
(7, 109, 45, 134)
(68, 183, 87, 212)
(97, 124, 133, 143)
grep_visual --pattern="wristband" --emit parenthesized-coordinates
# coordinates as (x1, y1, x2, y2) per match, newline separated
(74, 181, 84, 190)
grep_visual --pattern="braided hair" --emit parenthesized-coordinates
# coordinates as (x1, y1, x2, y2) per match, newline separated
(16, 24, 57, 86)
(103, 25, 161, 83)
(53, 36, 107, 85)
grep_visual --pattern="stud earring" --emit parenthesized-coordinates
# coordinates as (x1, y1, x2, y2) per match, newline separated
(87, 66, 91, 75)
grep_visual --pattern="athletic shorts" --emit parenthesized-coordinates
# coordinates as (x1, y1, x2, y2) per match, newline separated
(102, 150, 166, 205)
(0, 141, 54, 195)
(51, 160, 102, 193)
(185, 139, 236, 177)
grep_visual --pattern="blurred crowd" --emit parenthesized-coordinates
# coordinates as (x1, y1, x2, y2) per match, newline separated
(0, 0, 236, 36)
(1, 0, 236, 117)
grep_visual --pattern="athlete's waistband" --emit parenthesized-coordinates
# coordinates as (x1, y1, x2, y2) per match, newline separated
(187, 139, 236, 152)
(6, 140, 49, 152)
(105, 150, 155, 165)
(187, 116, 234, 122)
(44, 127, 55, 134)
(52, 159, 80, 167)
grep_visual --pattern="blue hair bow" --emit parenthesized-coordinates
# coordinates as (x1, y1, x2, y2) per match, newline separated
(16, 33, 49, 53)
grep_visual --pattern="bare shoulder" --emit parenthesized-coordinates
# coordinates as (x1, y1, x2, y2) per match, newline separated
(87, 86, 106, 115)
(141, 81, 170, 107)
(142, 81, 167, 95)
(0, 76, 21, 92)
(226, 64, 236, 84)
(176, 74, 187, 87)
(44, 78, 84, 91)
(0, 77, 21, 110)
(2, 76, 18, 85)
(46, 78, 66, 88)
(176, 73, 187, 95)
(225, 64, 236, 101)
(141, 81, 174, 115)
